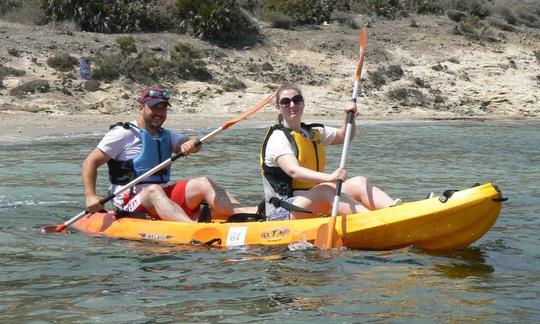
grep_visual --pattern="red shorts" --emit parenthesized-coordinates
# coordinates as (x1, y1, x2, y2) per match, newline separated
(122, 180, 200, 219)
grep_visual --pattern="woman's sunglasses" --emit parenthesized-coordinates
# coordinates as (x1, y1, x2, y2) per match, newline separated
(279, 94, 304, 106)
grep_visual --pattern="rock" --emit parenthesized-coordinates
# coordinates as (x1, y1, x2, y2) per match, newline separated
(84, 80, 100, 92)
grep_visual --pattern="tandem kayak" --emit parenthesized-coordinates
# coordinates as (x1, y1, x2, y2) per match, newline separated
(72, 183, 506, 250)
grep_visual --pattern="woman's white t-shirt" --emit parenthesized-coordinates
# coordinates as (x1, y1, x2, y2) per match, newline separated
(264, 125, 338, 167)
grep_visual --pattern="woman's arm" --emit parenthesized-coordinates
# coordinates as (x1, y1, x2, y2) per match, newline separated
(331, 102, 357, 145)
(276, 154, 346, 184)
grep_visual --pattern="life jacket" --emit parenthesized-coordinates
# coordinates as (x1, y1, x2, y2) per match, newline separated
(260, 123, 326, 197)
(107, 122, 172, 185)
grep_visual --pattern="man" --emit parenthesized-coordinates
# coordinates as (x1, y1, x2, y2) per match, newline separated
(83, 85, 249, 222)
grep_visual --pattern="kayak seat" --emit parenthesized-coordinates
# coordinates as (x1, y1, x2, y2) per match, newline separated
(114, 208, 150, 220)
(227, 213, 266, 223)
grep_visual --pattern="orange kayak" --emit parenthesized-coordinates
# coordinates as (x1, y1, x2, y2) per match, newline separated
(73, 183, 505, 250)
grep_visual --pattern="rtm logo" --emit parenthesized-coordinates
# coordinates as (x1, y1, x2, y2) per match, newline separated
(260, 227, 290, 241)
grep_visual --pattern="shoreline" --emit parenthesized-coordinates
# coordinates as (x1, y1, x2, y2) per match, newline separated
(0, 111, 540, 143)
(1, 111, 538, 143)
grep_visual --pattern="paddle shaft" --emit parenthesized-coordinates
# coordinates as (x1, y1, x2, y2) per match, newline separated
(325, 85, 358, 248)
(48, 93, 275, 232)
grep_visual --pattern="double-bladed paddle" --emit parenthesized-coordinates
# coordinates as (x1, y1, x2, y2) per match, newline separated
(314, 27, 367, 249)
(41, 92, 275, 233)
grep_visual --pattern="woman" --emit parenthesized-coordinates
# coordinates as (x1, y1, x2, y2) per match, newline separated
(260, 84, 399, 221)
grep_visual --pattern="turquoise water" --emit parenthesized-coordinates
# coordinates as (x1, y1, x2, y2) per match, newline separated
(1, 122, 539, 322)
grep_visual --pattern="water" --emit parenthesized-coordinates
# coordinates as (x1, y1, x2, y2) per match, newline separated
(1, 122, 539, 322)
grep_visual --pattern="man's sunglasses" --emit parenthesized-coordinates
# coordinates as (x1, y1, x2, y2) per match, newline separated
(279, 95, 304, 106)
(146, 89, 171, 99)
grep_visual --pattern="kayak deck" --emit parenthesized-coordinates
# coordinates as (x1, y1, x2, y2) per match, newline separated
(72, 183, 505, 250)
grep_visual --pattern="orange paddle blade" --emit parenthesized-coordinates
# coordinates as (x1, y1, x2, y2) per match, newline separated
(314, 223, 343, 249)
(354, 27, 367, 81)
(222, 92, 275, 130)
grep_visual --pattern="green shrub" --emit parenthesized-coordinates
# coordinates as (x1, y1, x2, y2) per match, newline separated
(40, 0, 174, 33)
(115, 36, 138, 58)
(260, 0, 331, 25)
(431, 62, 444, 71)
(1, 0, 47, 25)
(92, 42, 210, 83)
(368, 65, 403, 87)
(261, 9, 294, 29)
(46, 53, 78, 72)
(123, 50, 170, 83)
(7, 48, 20, 57)
(386, 64, 404, 80)
(447, 9, 467, 22)
(487, 17, 516, 32)
(325, 0, 350, 12)
(492, 1, 540, 28)
(495, 5, 518, 25)
(408, 0, 444, 14)
(0, 0, 20, 14)
(9, 80, 50, 97)
(518, 11, 540, 28)
(455, 15, 498, 42)
(0, 64, 25, 89)
(387, 87, 427, 106)
(169, 42, 211, 81)
(369, 67, 387, 87)
(0, 64, 25, 78)
(176, 0, 259, 43)
(237, 0, 260, 12)
(434, 94, 445, 105)
(331, 10, 359, 29)
(467, 0, 490, 18)
(91, 54, 123, 82)
(413, 77, 428, 88)
(363, 0, 404, 19)
(222, 77, 246, 92)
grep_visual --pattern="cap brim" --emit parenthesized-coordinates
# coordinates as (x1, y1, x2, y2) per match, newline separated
(145, 98, 171, 107)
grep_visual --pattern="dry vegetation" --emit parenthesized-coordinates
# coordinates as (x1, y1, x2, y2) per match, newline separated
(0, 0, 539, 119)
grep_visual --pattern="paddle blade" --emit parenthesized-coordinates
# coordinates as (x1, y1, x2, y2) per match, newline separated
(354, 27, 367, 81)
(41, 224, 67, 233)
(221, 92, 275, 130)
(314, 223, 343, 249)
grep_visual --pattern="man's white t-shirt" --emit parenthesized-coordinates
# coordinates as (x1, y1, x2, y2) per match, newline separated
(264, 125, 338, 167)
(97, 121, 186, 206)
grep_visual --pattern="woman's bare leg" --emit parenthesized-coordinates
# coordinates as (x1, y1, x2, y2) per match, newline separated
(341, 176, 394, 210)
(290, 183, 369, 219)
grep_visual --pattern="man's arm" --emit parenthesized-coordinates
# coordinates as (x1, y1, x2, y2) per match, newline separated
(174, 136, 201, 156)
(82, 148, 111, 212)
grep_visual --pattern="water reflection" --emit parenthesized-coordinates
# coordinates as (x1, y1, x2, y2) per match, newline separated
(415, 247, 495, 279)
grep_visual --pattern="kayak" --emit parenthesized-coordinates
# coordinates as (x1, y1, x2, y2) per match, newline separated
(72, 183, 505, 250)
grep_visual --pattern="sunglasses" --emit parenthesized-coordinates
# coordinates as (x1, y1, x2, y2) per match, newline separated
(279, 94, 304, 106)
(146, 89, 171, 99)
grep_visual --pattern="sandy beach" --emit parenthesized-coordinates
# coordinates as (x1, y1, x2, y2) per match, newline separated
(1, 14, 539, 143)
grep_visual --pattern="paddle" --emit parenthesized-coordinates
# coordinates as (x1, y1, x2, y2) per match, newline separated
(314, 27, 367, 249)
(41, 92, 275, 233)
